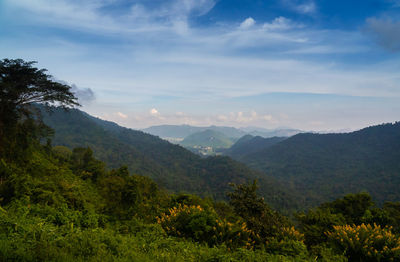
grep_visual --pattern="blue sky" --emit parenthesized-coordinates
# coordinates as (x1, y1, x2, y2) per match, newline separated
(1, 0, 399, 130)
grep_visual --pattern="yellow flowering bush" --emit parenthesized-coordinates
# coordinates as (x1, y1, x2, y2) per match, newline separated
(326, 223, 400, 261)
(277, 226, 305, 242)
(157, 204, 256, 249)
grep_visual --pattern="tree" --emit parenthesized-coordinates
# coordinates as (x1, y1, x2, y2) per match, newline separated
(0, 58, 79, 157)
(227, 180, 288, 240)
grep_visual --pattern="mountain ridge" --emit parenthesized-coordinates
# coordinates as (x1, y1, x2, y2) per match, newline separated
(236, 122, 400, 206)
(143, 124, 302, 140)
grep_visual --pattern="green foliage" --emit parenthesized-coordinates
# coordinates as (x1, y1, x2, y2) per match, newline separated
(297, 192, 400, 248)
(297, 208, 346, 246)
(382, 202, 400, 233)
(265, 238, 308, 258)
(225, 135, 286, 160)
(0, 201, 314, 262)
(309, 245, 348, 262)
(0, 58, 78, 160)
(320, 192, 374, 225)
(98, 169, 167, 221)
(227, 181, 289, 242)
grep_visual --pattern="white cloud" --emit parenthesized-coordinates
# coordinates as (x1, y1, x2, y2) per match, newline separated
(239, 17, 256, 29)
(296, 2, 316, 14)
(117, 112, 128, 119)
(150, 108, 159, 116)
(262, 17, 294, 30)
(221, 111, 275, 124)
(282, 0, 316, 15)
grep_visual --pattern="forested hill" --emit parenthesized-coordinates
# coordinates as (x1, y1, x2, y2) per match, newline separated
(40, 106, 301, 211)
(238, 122, 400, 206)
(224, 135, 287, 160)
(180, 129, 235, 148)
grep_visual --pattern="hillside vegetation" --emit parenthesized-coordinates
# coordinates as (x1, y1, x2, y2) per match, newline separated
(224, 135, 287, 160)
(232, 123, 400, 207)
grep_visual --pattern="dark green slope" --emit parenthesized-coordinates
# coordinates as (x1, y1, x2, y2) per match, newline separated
(224, 135, 287, 160)
(240, 122, 400, 206)
(41, 107, 301, 211)
(142, 124, 203, 139)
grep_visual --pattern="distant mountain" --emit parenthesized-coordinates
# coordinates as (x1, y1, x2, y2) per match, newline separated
(180, 130, 235, 148)
(224, 135, 287, 160)
(40, 106, 301, 211)
(242, 128, 303, 138)
(143, 125, 246, 139)
(142, 125, 204, 139)
(237, 122, 400, 207)
(143, 124, 302, 140)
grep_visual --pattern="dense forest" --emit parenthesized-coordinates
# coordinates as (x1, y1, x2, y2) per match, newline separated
(2, 59, 400, 261)
(226, 125, 400, 208)
(224, 135, 287, 160)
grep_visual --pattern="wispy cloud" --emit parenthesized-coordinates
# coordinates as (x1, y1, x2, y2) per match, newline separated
(239, 17, 256, 29)
(262, 17, 297, 30)
(150, 108, 160, 116)
(116, 112, 128, 119)
(281, 0, 317, 15)
(4, 0, 215, 35)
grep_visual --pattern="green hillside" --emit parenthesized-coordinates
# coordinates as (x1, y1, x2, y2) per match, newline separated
(238, 122, 400, 207)
(40, 106, 300, 211)
(142, 125, 204, 139)
(180, 129, 235, 148)
(224, 135, 287, 160)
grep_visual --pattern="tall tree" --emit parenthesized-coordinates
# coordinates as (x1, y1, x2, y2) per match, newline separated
(227, 181, 287, 240)
(0, 58, 79, 157)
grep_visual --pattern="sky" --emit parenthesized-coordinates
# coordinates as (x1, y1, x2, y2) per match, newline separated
(1, 0, 400, 131)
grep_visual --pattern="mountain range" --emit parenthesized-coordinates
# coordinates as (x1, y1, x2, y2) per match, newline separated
(142, 125, 303, 140)
(40, 106, 300, 211)
(41, 106, 400, 209)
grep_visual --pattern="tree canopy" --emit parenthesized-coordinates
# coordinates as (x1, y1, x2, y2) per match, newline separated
(0, 58, 79, 158)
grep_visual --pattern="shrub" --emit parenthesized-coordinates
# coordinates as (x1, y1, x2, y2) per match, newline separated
(326, 223, 400, 261)
(157, 204, 255, 249)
